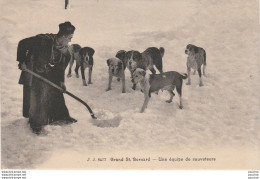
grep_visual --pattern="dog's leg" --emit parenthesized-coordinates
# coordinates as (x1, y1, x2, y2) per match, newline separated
(88, 66, 93, 84)
(67, 58, 74, 78)
(140, 94, 150, 113)
(166, 90, 175, 103)
(67, 67, 72, 78)
(193, 70, 196, 75)
(154, 59, 163, 74)
(130, 71, 136, 90)
(203, 64, 206, 76)
(198, 67, 203, 87)
(80, 64, 87, 86)
(186, 67, 191, 85)
(117, 78, 120, 82)
(150, 67, 156, 74)
(106, 73, 113, 91)
(203, 51, 206, 76)
(176, 85, 183, 109)
(132, 83, 136, 90)
(75, 64, 80, 78)
(122, 73, 126, 93)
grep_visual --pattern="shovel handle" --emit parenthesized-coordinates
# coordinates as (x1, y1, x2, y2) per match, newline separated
(65, 91, 97, 119)
(23, 69, 63, 91)
(23, 69, 97, 119)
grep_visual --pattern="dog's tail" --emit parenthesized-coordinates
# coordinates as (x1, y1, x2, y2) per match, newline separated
(180, 73, 188, 80)
(159, 47, 165, 58)
(203, 51, 206, 66)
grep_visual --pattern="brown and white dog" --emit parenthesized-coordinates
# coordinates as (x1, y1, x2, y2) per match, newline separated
(116, 47, 165, 90)
(184, 44, 206, 86)
(132, 68, 187, 113)
(67, 44, 95, 86)
(106, 57, 126, 93)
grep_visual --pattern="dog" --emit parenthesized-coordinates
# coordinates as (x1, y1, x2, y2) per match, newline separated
(67, 44, 95, 86)
(116, 47, 164, 90)
(106, 57, 126, 93)
(67, 44, 81, 78)
(115, 50, 127, 82)
(132, 68, 187, 113)
(184, 44, 206, 86)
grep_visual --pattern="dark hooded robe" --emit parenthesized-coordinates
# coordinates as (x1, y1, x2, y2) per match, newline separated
(17, 33, 73, 130)
(65, 0, 69, 9)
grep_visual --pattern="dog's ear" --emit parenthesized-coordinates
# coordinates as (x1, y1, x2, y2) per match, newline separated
(73, 44, 81, 52)
(125, 51, 132, 59)
(141, 70, 146, 77)
(132, 51, 142, 61)
(194, 46, 199, 53)
(116, 50, 126, 60)
(86, 47, 95, 56)
(136, 52, 142, 61)
(107, 59, 111, 66)
(118, 61, 122, 70)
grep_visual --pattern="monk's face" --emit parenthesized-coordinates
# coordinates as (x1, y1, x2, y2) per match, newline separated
(59, 34, 73, 46)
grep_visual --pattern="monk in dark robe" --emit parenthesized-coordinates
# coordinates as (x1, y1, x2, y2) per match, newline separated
(65, 0, 69, 9)
(17, 21, 77, 134)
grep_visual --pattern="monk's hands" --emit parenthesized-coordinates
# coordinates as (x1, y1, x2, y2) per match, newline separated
(18, 62, 27, 70)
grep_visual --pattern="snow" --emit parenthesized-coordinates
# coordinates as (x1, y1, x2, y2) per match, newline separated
(1, 0, 260, 169)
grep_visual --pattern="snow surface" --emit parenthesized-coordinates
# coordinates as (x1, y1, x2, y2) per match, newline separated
(1, 0, 260, 169)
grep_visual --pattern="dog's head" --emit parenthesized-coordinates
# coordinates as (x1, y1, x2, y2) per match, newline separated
(132, 68, 146, 84)
(125, 50, 142, 71)
(185, 44, 198, 55)
(68, 44, 81, 55)
(116, 50, 126, 61)
(107, 57, 123, 75)
(115, 50, 127, 70)
(79, 47, 95, 65)
(72, 44, 81, 52)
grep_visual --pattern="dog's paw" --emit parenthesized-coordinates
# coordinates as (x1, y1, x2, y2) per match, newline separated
(83, 81, 88, 86)
(179, 105, 183, 109)
(186, 81, 191, 85)
(166, 100, 172, 103)
(67, 74, 72, 78)
(199, 83, 204, 87)
(106, 88, 111, 92)
(122, 90, 126, 93)
(76, 74, 79, 78)
(88, 81, 93, 84)
(131, 84, 136, 90)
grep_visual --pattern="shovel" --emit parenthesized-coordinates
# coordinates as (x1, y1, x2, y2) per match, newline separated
(23, 68, 97, 119)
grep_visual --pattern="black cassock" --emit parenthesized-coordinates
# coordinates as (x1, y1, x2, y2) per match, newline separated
(17, 34, 72, 130)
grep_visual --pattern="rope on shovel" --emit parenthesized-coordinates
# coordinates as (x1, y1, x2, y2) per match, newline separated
(23, 68, 97, 119)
